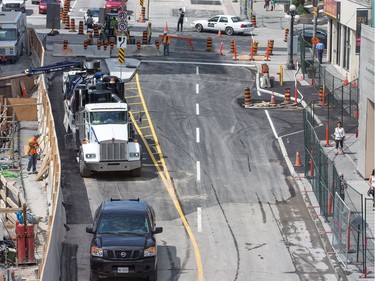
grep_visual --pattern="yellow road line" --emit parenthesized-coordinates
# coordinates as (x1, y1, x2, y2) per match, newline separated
(130, 73, 204, 281)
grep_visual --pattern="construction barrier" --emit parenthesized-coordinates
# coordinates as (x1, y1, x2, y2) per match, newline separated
(206, 37, 213, 52)
(243, 87, 251, 105)
(284, 28, 289, 42)
(229, 39, 234, 53)
(267, 40, 274, 55)
(78, 21, 84, 35)
(110, 38, 115, 49)
(86, 32, 93, 45)
(155, 39, 160, 50)
(63, 40, 68, 50)
(265, 47, 270, 61)
(142, 31, 148, 44)
(217, 42, 224, 56)
(103, 39, 108, 50)
(83, 39, 88, 50)
(251, 15, 256, 28)
(93, 24, 99, 37)
(97, 39, 101, 50)
(69, 18, 75, 32)
(140, 6, 145, 23)
(261, 63, 269, 74)
(284, 88, 291, 104)
(136, 40, 141, 50)
(64, 15, 70, 29)
(249, 41, 258, 60)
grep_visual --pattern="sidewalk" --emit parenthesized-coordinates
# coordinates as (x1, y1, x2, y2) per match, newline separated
(243, 2, 373, 281)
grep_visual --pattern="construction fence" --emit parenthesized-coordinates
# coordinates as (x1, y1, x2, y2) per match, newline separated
(303, 105, 373, 275)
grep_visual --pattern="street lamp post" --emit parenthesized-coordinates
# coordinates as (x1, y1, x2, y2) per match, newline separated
(285, 4, 299, 70)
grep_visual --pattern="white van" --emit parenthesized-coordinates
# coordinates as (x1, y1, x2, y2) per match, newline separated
(1, 0, 26, 13)
(0, 12, 27, 63)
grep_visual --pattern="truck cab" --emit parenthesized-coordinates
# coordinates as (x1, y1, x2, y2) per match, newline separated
(0, 12, 26, 63)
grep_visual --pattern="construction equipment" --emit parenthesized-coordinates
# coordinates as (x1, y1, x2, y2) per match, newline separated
(23, 61, 82, 76)
(62, 61, 142, 177)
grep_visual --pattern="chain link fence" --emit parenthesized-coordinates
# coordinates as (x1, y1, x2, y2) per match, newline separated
(303, 105, 372, 275)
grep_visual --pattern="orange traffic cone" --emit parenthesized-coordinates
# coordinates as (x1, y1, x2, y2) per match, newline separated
(343, 73, 348, 85)
(270, 91, 276, 105)
(164, 22, 168, 32)
(294, 150, 303, 167)
(218, 29, 221, 38)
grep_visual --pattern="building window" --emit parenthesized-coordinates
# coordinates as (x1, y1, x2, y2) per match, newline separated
(343, 26, 351, 70)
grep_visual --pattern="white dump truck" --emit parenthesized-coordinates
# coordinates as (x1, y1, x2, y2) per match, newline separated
(0, 12, 26, 63)
(62, 65, 142, 177)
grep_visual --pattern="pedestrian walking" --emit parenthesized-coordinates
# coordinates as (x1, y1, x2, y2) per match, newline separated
(177, 8, 184, 31)
(316, 42, 325, 64)
(147, 22, 152, 44)
(110, 16, 118, 36)
(27, 134, 40, 174)
(86, 14, 94, 30)
(338, 173, 348, 201)
(264, 0, 270, 11)
(162, 31, 170, 56)
(368, 169, 375, 210)
(334, 121, 345, 155)
(270, 0, 275, 11)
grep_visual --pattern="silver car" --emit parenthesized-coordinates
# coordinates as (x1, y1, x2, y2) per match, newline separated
(192, 15, 253, 36)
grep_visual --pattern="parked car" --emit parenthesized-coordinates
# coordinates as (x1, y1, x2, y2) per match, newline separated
(295, 28, 327, 48)
(105, 0, 123, 12)
(84, 8, 100, 26)
(86, 198, 163, 281)
(191, 15, 253, 36)
(38, 0, 59, 14)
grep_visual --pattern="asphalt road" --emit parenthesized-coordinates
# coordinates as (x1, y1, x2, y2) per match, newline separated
(5, 1, 338, 280)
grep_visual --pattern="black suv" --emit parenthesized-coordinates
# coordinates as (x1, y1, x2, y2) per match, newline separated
(86, 199, 163, 281)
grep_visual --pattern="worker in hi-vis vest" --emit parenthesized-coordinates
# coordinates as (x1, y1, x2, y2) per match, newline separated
(162, 31, 170, 56)
(27, 134, 40, 173)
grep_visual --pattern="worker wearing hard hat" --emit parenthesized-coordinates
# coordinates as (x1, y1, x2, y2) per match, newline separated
(27, 134, 40, 174)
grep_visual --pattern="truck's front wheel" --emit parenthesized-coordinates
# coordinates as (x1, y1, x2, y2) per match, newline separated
(79, 152, 91, 178)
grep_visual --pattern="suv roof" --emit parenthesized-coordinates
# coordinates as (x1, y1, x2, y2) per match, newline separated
(100, 199, 148, 216)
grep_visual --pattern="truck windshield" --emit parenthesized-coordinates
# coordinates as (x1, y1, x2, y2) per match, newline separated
(90, 111, 127, 125)
(0, 29, 17, 41)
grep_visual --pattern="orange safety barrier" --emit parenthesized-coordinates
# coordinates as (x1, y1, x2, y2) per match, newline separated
(155, 39, 160, 50)
(97, 39, 101, 50)
(63, 39, 68, 50)
(206, 37, 212, 52)
(233, 40, 238, 60)
(142, 31, 148, 44)
(267, 40, 274, 55)
(249, 41, 258, 60)
(319, 85, 325, 105)
(64, 15, 70, 29)
(140, 6, 146, 23)
(243, 87, 251, 105)
(78, 21, 84, 35)
(136, 40, 141, 50)
(83, 39, 88, 50)
(294, 150, 303, 167)
(109, 38, 115, 49)
(229, 39, 234, 53)
(69, 18, 76, 32)
(261, 63, 269, 74)
(158, 34, 194, 50)
(251, 15, 256, 28)
(284, 88, 291, 104)
(284, 28, 289, 42)
(93, 24, 99, 37)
